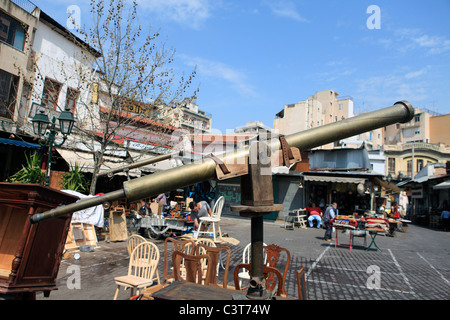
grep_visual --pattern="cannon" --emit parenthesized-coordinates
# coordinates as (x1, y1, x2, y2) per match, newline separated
(30, 101, 414, 224)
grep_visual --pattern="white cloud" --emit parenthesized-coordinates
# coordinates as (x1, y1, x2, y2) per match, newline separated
(263, 0, 308, 22)
(355, 71, 429, 108)
(139, 0, 212, 29)
(412, 34, 450, 55)
(180, 55, 256, 96)
(405, 67, 428, 79)
(389, 28, 450, 55)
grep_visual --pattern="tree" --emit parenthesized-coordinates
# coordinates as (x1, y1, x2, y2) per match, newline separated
(67, 0, 198, 194)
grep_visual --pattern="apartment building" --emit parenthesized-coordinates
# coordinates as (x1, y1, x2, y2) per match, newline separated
(0, 0, 39, 131)
(161, 100, 212, 134)
(274, 89, 356, 149)
(0, 0, 41, 180)
(383, 108, 450, 180)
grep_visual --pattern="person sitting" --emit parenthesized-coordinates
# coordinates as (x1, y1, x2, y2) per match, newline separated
(390, 202, 400, 219)
(139, 202, 152, 216)
(189, 200, 212, 230)
(305, 203, 323, 228)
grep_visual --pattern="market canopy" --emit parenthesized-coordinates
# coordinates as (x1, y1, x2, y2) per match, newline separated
(433, 180, 450, 190)
(303, 175, 366, 184)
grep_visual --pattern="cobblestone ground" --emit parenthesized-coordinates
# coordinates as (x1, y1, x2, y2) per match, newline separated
(36, 217, 450, 300)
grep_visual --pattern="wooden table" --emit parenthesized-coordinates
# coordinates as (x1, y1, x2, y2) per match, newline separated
(147, 281, 291, 300)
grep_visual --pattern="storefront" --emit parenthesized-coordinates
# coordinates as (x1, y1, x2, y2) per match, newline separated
(302, 171, 382, 216)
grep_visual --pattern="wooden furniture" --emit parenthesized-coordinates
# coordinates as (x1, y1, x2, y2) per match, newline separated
(264, 244, 291, 296)
(162, 237, 195, 284)
(194, 243, 230, 288)
(237, 242, 268, 288)
(172, 251, 210, 284)
(296, 265, 307, 300)
(288, 209, 307, 229)
(65, 222, 98, 250)
(0, 183, 78, 299)
(144, 280, 295, 300)
(196, 196, 225, 241)
(233, 263, 284, 297)
(109, 206, 128, 241)
(126, 234, 148, 256)
(113, 242, 160, 300)
(147, 280, 240, 300)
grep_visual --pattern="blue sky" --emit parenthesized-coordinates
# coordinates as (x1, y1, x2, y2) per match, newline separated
(34, 0, 450, 133)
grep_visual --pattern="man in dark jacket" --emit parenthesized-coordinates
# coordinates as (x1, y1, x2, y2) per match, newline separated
(323, 202, 338, 241)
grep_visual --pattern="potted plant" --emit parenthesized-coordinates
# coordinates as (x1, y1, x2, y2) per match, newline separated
(7, 151, 45, 184)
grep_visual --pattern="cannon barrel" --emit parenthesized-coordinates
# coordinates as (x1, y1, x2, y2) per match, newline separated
(30, 101, 414, 224)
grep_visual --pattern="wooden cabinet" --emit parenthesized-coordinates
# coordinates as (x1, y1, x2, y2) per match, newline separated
(0, 183, 78, 299)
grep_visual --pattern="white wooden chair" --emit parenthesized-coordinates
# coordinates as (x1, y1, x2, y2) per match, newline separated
(237, 242, 268, 288)
(113, 242, 160, 300)
(195, 196, 225, 241)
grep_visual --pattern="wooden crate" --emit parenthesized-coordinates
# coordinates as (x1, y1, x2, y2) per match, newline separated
(65, 223, 98, 250)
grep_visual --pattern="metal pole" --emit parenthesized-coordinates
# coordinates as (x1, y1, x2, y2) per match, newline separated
(45, 117, 56, 186)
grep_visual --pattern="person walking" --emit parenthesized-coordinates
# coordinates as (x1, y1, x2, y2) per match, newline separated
(323, 202, 338, 241)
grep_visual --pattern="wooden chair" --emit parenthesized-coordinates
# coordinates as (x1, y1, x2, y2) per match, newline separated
(195, 243, 231, 288)
(172, 251, 211, 284)
(238, 242, 268, 288)
(126, 234, 147, 256)
(196, 196, 225, 241)
(139, 237, 195, 299)
(264, 244, 291, 296)
(296, 265, 307, 300)
(233, 263, 284, 297)
(113, 242, 160, 300)
(162, 237, 195, 284)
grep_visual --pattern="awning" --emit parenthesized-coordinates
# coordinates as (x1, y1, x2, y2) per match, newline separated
(57, 148, 141, 177)
(0, 137, 42, 149)
(303, 175, 366, 184)
(433, 180, 450, 190)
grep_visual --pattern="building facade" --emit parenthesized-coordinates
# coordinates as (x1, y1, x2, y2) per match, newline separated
(162, 100, 212, 134)
(274, 89, 355, 149)
(384, 108, 450, 180)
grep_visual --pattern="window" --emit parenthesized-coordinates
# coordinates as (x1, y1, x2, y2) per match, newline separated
(339, 103, 343, 110)
(0, 12, 27, 51)
(407, 160, 412, 177)
(388, 158, 395, 174)
(42, 78, 61, 110)
(415, 115, 420, 122)
(417, 159, 424, 173)
(0, 70, 19, 119)
(65, 88, 79, 112)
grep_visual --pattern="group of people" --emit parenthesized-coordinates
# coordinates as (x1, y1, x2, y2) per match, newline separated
(304, 202, 338, 242)
(139, 193, 212, 229)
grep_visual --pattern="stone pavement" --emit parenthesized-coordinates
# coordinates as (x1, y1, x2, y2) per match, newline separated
(36, 217, 450, 300)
